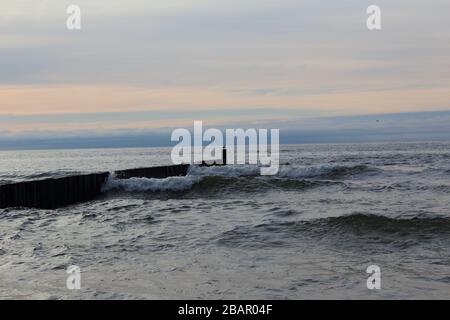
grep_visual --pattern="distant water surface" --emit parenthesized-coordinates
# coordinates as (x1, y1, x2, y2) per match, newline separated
(0, 142, 449, 299)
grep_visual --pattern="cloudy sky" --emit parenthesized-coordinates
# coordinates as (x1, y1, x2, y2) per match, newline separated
(1, 0, 450, 147)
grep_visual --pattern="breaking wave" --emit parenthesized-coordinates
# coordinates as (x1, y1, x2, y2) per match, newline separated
(216, 213, 450, 249)
(102, 175, 202, 192)
(103, 164, 376, 194)
(278, 164, 377, 179)
(189, 164, 377, 179)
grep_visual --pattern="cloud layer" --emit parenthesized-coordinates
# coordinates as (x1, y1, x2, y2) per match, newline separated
(1, 0, 450, 142)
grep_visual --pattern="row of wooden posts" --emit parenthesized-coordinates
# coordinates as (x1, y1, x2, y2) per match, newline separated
(0, 148, 228, 209)
(0, 164, 190, 209)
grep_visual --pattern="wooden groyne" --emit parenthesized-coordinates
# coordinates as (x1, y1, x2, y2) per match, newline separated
(0, 172, 109, 210)
(0, 164, 190, 209)
(0, 149, 227, 209)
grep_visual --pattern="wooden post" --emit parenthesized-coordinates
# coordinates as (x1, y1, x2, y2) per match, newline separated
(222, 146, 227, 165)
(0, 172, 109, 209)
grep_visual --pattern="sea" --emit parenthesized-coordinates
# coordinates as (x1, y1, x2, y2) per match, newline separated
(0, 142, 449, 299)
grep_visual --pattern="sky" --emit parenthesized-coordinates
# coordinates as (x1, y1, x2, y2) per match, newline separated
(1, 0, 450, 148)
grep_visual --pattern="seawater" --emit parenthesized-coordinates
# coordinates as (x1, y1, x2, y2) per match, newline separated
(0, 142, 449, 299)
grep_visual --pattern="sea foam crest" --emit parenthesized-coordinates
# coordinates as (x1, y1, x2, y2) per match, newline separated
(277, 165, 332, 178)
(189, 164, 363, 179)
(188, 165, 261, 177)
(103, 174, 202, 192)
(103, 164, 371, 193)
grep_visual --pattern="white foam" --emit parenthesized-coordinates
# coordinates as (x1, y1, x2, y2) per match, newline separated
(188, 165, 261, 177)
(102, 165, 262, 193)
(103, 174, 202, 192)
(102, 164, 347, 193)
(277, 165, 331, 179)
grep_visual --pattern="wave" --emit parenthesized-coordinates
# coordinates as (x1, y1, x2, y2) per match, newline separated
(102, 164, 372, 194)
(102, 175, 202, 193)
(278, 164, 377, 179)
(304, 213, 450, 232)
(188, 165, 261, 177)
(103, 174, 333, 194)
(5, 163, 446, 191)
(103, 174, 348, 195)
(215, 213, 450, 249)
(189, 164, 377, 179)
